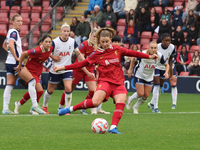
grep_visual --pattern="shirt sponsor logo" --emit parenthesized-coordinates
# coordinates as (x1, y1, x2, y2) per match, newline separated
(59, 52, 70, 56)
(144, 64, 155, 69)
(109, 58, 119, 63)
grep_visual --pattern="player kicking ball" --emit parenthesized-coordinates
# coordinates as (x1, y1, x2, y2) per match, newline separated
(53, 28, 158, 134)
(126, 41, 169, 114)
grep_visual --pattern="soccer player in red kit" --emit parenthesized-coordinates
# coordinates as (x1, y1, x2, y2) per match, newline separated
(59, 28, 110, 115)
(54, 28, 158, 134)
(14, 35, 54, 115)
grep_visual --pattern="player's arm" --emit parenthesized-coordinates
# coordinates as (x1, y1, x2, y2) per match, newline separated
(49, 54, 61, 62)
(164, 63, 169, 79)
(2, 41, 7, 51)
(8, 39, 19, 61)
(54, 59, 89, 72)
(128, 57, 135, 78)
(14, 51, 28, 72)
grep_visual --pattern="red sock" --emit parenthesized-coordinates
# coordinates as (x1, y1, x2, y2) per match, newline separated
(60, 91, 65, 105)
(37, 91, 43, 103)
(111, 103, 125, 126)
(20, 92, 30, 105)
(73, 99, 95, 111)
(85, 91, 94, 99)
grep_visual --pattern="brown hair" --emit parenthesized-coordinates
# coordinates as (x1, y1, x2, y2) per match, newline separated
(10, 14, 21, 22)
(88, 28, 98, 46)
(186, 10, 196, 24)
(95, 27, 116, 50)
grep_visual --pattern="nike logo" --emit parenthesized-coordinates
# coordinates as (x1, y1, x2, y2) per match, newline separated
(100, 56, 103, 59)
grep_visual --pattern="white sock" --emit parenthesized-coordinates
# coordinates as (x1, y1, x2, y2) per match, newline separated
(3, 85, 14, 110)
(28, 79, 38, 107)
(70, 106, 74, 112)
(152, 85, 160, 109)
(129, 92, 139, 102)
(43, 90, 52, 107)
(110, 125, 117, 130)
(97, 103, 102, 109)
(171, 86, 177, 105)
(133, 97, 147, 108)
(59, 104, 64, 108)
(65, 92, 72, 108)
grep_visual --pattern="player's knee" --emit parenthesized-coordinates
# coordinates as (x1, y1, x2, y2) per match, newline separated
(64, 87, 71, 93)
(47, 89, 53, 94)
(92, 100, 101, 107)
(137, 92, 144, 98)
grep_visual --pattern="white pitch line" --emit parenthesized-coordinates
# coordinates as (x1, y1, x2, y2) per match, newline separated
(0, 111, 200, 117)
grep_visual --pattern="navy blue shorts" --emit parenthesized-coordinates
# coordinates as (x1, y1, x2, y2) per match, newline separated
(48, 71, 73, 84)
(134, 76, 153, 86)
(154, 66, 177, 79)
(6, 63, 19, 76)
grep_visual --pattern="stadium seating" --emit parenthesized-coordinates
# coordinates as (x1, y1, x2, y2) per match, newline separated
(0, 18, 9, 31)
(42, 7, 52, 19)
(154, 7, 162, 15)
(140, 31, 152, 46)
(0, 0, 6, 7)
(190, 52, 194, 58)
(117, 19, 126, 26)
(165, 7, 173, 11)
(41, 19, 52, 32)
(21, 7, 31, 19)
(152, 33, 159, 42)
(0, 30, 7, 36)
(21, 0, 27, 7)
(118, 31, 124, 38)
(117, 25, 126, 33)
(42, 0, 50, 7)
(179, 71, 189, 76)
(31, 7, 42, 19)
(10, 6, 20, 19)
(141, 44, 149, 50)
(124, 43, 129, 49)
(0, 6, 9, 18)
(22, 42, 29, 51)
(173, 2, 183, 7)
(56, 7, 64, 20)
(190, 45, 200, 53)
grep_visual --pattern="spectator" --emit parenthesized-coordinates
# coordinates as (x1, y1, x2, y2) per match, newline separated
(122, 19, 139, 46)
(185, 24, 198, 46)
(153, 0, 169, 8)
(182, 10, 197, 31)
(171, 4, 184, 15)
(161, 8, 171, 24)
(137, 7, 151, 35)
(135, 0, 149, 15)
(187, 50, 200, 71)
(112, 35, 121, 45)
(182, 0, 198, 20)
(196, 25, 200, 45)
(126, 9, 136, 24)
(102, 0, 113, 12)
(6, 0, 20, 9)
(188, 60, 200, 76)
(118, 0, 138, 19)
(70, 31, 81, 47)
(99, 4, 116, 28)
(91, 21, 101, 30)
(171, 26, 184, 48)
(112, 0, 124, 21)
(70, 17, 80, 34)
(84, 0, 103, 18)
(90, 5, 103, 24)
(49, 0, 59, 7)
(176, 45, 191, 75)
(149, 7, 160, 35)
(105, 20, 113, 28)
(171, 9, 183, 31)
(75, 16, 91, 42)
(26, 0, 41, 7)
(157, 18, 172, 43)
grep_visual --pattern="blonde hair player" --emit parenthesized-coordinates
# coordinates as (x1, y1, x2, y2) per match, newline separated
(2, 14, 44, 114)
(42, 23, 86, 114)
(126, 41, 169, 114)
(54, 28, 158, 134)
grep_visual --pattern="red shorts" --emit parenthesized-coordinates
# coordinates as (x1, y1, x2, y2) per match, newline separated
(95, 82, 127, 102)
(25, 73, 41, 85)
(72, 70, 96, 85)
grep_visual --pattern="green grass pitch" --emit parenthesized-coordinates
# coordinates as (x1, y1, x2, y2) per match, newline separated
(0, 89, 200, 150)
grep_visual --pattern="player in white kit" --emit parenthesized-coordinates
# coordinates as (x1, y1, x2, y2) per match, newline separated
(2, 14, 45, 114)
(148, 33, 178, 113)
(42, 23, 89, 114)
(126, 41, 169, 113)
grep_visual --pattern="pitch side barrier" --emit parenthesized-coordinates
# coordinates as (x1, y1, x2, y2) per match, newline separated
(0, 71, 200, 93)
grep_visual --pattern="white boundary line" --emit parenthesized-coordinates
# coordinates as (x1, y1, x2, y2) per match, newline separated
(1, 111, 200, 117)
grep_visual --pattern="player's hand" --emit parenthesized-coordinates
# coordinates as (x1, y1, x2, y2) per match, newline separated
(127, 69, 133, 78)
(16, 58, 20, 62)
(164, 72, 169, 79)
(54, 66, 64, 72)
(51, 55, 61, 62)
(14, 65, 21, 73)
(149, 54, 158, 60)
(87, 72, 95, 80)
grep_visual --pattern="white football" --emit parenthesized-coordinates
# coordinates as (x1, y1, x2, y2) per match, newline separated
(91, 118, 109, 134)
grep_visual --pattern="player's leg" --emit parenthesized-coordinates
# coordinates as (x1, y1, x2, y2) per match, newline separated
(58, 90, 106, 115)
(43, 72, 59, 110)
(109, 93, 127, 134)
(133, 84, 152, 114)
(63, 80, 72, 108)
(170, 74, 177, 109)
(85, 81, 96, 114)
(2, 74, 17, 114)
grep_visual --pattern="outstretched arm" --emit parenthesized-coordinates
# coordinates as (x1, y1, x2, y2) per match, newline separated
(54, 59, 89, 72)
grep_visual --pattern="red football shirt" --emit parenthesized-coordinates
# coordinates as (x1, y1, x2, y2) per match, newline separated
(86, 45, 149, 85)
(75, 40, 95, 72)
(26, 45, 53, 76)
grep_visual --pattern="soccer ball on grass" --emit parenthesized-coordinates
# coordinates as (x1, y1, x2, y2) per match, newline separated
(91, 118, 109, 134)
